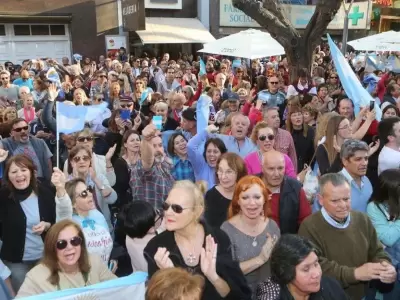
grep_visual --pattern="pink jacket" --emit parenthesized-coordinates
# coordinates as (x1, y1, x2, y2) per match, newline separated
(244, 151, 296, 178)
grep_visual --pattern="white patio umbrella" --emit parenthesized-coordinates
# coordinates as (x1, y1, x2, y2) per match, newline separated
(348, 30, 400, 52)
(198, 29, 285, 59)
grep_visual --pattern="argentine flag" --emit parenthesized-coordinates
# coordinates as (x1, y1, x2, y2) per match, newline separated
(57, 102, 109, 135)
(18, 272, 147, 300)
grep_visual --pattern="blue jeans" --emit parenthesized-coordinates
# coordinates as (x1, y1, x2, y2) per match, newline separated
(4, 260, 38, 293)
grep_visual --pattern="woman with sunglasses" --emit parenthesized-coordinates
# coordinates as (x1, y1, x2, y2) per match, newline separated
(244, 122, 296, 177)
(64, 128, 116, 187)
(0, 154, 56, 292)
(67, 145, 117, 230)
(16, 219, 116, 297)
(326, 72, 343, 99)
(51, 168, 114, 265)
(221, 176, 280, 298)
(144, 180, 251, 299)
(116, 201, 163, 272)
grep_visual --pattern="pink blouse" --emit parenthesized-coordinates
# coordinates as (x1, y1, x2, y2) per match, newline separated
(244, 151, 296, 178)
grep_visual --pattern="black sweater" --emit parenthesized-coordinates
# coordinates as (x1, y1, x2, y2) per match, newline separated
(0, 183, 56, 262)
(204, 186, 231, 229)
(144, 221, 251, 300)
(315, 144, 342, 175)
(291, 127, 315, 173)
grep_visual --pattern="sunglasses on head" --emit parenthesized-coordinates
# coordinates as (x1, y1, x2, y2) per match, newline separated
(56, 236, 83, 250)
(73, 155, 91, 163)
(258, 134, 275, 141)
(77, 136, 93, 143)
(162, 202, 192, 214)
(13, 125, 29, 132)
(120, 103, 133, 109)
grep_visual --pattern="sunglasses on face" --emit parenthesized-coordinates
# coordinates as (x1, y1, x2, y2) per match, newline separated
(269, 81, 279, 85)
(162, 202, 192, 214)
(13, 126, 29, 132)
(95, 97, 104, 101)
(120, 103, 133, 109)
(1, 77, 8, 80)
(73, 155, 91, 163)
(258, 134, 275, 141)
(77, 136, 93, 143)
(330, 76, 338, 79)
(56, 236, 83, 250)
(76, 187, 93, 198)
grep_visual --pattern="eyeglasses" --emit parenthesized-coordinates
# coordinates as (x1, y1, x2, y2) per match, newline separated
(77, 136, 93, 143)
(269, 82, 279, 85)
(98, 75, 106, 78)
(75, 186, 93, 198)
(217, 169, 236, 177)
(56, 236, 83, 250)
(258, 134, 275, 141)
(120, 103, 133, 109)
(73, 155, 91, 163)
(13, 126, 29, 132)
(330, 76, 338, 79)
(95, 97, 104, 101)
(162, 202, 193, 214)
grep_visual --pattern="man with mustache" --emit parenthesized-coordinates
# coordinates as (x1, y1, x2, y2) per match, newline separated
(129, 123, 175, 210)
(0, 118, 53, 181)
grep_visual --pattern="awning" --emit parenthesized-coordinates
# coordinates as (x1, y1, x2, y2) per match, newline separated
(136, 17, 215, 44)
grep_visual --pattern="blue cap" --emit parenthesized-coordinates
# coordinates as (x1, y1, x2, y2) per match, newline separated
(226, 92, 239, 102)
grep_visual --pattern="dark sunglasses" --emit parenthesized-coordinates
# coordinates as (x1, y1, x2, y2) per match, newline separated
(73, 155, 91, 163)
(330, 76, 338, 79)
(258, 134, 275, 141)
(1, 77, 9, 80)
(76, 187, 93, 198)
(77, 136, 93, 143)
(13, 126, 29, 132)
(162, 202, 192, 214)
(120, 103, 133, 109)
(269, 81, 279, 85)
(95, 97, 104, 101)
(56, 236, 83, 250)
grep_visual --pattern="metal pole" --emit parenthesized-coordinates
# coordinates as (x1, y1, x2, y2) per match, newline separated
(341, 0, 354, 55)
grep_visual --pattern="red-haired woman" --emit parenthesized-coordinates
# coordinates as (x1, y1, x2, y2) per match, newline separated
(221, 175, 280, 298)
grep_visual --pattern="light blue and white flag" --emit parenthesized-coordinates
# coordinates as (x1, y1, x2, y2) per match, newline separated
(328, 35, 382, 121)
(197, 94, 211, 132)
(18, 272, 147, 300)
(199, 58, 206, 76)
(140, 88, 151, 105)
(57, 102, 109, 135)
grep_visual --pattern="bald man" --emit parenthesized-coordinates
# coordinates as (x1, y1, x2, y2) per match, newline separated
(260, 151, 311, 234)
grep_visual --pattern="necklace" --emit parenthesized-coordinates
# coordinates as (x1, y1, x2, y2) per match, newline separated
(176, 225, 201, 266)
(240, 215, 262, 247)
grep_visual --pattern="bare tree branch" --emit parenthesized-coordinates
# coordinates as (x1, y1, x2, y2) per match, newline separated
(304, 0, 342, 48)
(232, 0, 298, 46)
(262, 0, 292, 29)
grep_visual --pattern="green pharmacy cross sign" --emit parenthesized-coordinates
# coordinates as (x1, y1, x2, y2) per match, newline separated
(348, 6, 365, 26)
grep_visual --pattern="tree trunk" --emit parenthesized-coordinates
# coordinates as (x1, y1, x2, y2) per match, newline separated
(283, 36, 314, 82)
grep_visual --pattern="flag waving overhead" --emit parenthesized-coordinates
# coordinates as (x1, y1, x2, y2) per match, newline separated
(18, 272, 147, 300)
(327, 34, 382, 121)
(57, 102, 109, 135)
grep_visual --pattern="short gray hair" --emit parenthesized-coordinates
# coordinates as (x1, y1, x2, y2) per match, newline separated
(340, 139, 369, 160)
(313, 77, 325, 85)
(319, 173, 349, 195)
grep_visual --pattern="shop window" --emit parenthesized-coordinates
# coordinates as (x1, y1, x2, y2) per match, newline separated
(31, 25, 50, 35)
(14, 25, 30, 36)
(0, 25, 5, 36)
(50, 25, 65, 35)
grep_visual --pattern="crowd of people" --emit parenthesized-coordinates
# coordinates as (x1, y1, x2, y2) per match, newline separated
(0, 43, 399, 299)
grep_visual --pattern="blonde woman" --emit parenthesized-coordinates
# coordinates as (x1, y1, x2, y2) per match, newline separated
(109, 82, 121, 110)
(73, 88, 89, 106)
(154, 101, 179, 131)
(144, 180, 251, 299)
(17, 93, 37, 124)
(2, 107, 17, 123)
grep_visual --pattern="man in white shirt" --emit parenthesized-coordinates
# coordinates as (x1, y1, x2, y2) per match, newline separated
(378, 116, 400, 174)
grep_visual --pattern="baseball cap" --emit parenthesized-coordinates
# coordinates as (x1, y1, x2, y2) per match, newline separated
(226, 92, 239, 102)
(182, 108, 197, 121)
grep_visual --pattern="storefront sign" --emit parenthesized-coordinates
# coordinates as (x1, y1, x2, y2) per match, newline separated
(105, 35, 128, 58)
(220, 0, 371, 30)
(144, 0, 182, 9)
(122, 0, 145, 32)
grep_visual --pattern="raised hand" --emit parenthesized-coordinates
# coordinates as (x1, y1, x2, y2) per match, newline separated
(154, 247, 174, 269)
(200, 235, 218, 280)
(51, 167, 66, 190)
(0, 149, 9, 163)
(105, 144, 117, 162)
(142, 123, 159, 141)
(48, 83, 59, 102)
